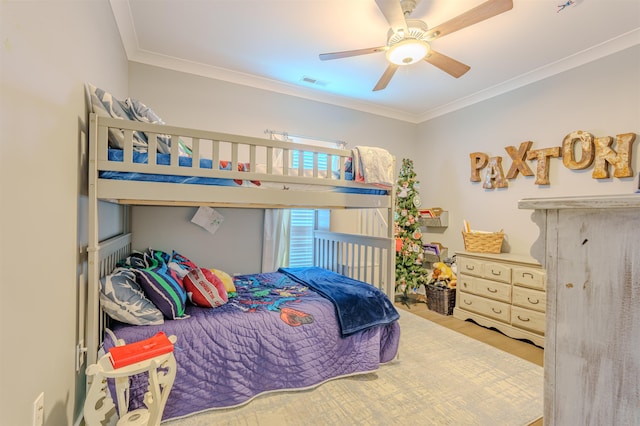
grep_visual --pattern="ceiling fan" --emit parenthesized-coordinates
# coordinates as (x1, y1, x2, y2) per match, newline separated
(319, 0, 513, 91)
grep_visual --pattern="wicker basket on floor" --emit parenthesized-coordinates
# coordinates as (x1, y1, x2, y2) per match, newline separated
(425, 284, 456, 316)
(462, 230, 504, 254)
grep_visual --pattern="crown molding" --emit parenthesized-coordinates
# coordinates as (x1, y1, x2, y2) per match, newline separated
(110, 0, 639, 125)
(416, 28, 640, 122)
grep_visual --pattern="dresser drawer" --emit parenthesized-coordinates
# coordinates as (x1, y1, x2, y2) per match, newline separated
(458, 274, 475, 293)
(512, 286, 546, 313)
(512, 267, 545, 290)
(473, 277, 512, 303)
(458, 257, 484, 278)
(481, 261, 512, 283)
(511, 306, 545, 334)
(458, 292, 510, 323)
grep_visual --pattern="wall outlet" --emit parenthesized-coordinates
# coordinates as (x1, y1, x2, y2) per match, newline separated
(32, 392, 44, 426)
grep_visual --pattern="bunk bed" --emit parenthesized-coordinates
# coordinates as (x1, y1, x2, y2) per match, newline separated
(85, 112, 399, 422)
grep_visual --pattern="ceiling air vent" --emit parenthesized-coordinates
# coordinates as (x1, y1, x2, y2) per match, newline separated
(300, 76, 328, 87)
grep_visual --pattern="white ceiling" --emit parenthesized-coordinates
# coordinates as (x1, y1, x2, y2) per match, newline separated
(110, 0, 640, 123)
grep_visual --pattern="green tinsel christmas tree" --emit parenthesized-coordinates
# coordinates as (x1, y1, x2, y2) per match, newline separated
(395, 158, 429, 306)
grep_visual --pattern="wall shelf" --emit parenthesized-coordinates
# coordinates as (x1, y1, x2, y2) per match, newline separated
(420, 210, 449, 228)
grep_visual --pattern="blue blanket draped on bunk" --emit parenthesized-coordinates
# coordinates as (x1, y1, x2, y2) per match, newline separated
(278, 267, 399, 336)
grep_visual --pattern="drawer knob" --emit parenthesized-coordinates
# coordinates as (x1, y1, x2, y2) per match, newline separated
(522, 272, 534, 278)
(464, 300, 472, 305)
(466, 265, 475, 271)
(487, 287, 498, 293)
(492, 307, 502, 314)
(517, 315, 531, 322)
(527, 297, 540, 304)
(491, 270, 502, 276)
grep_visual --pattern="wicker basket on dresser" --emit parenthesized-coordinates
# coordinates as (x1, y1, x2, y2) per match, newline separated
(453, 251, 545, 347)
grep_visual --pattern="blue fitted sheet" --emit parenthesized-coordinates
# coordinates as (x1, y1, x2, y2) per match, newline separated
(99, 149, 388, 195)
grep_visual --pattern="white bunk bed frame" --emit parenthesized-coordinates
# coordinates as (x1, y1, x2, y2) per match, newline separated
(86, 113, 396, 365)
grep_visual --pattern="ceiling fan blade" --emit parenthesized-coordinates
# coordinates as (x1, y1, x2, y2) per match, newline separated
(319, 46, 386, 61)
(425, 0, 513, 41)
(425, 50, 471, 78)
(373, 64, 399, 91)
(375, 0, 409, 35)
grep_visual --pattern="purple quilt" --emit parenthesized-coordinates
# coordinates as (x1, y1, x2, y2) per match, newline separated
(103, 271, 400, 421)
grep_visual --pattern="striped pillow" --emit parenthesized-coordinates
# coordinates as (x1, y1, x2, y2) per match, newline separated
(134, 263, 188, 319)
(184, 268, 228, 308)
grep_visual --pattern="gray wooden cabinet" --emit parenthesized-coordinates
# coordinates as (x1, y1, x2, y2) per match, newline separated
(519, 194, 640, 426)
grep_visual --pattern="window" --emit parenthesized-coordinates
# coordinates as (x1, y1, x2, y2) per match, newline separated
(288, 209, 315, 267)
(286, 138, 337, 267)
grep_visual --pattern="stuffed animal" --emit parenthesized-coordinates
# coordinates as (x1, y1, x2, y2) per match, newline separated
(430, 262, 457, 288)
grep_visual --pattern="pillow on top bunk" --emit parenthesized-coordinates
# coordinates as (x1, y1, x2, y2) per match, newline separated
(88, 84, 149, 152)
(183, 268, 228, 308)
(126, 98, 191, 157)
(87, 83, 190, 156)
(99, 268, 164, 326)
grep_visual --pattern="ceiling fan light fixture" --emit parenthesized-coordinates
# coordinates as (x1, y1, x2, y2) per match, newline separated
(385, 39, 430, 65)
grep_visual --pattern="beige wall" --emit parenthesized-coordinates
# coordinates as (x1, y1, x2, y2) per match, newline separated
(127, 63, 417, 271)
(127, 48, 640, 268)
(416, 45, 640, 257)
(0, 1, 128, 424)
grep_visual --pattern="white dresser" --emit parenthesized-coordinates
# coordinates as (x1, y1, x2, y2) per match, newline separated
(453, 251, 545, 347)
(519, 194, 640, 426)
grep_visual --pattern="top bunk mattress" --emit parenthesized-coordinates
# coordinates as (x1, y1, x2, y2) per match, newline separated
(100, 148, 388, 195)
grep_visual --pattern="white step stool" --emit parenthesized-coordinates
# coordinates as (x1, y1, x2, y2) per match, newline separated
(84, 335, 177, 426)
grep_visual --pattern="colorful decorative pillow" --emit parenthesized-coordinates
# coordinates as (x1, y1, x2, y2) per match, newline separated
(99, 268, 164, 325)
(133, 263, 188, 320)
(148, 248, 172, 265)
(145, 248, 189, 290)
(117, 251, 154, 269)
(169, 250, 199, 274)
(183, 268, 228, 308)
(210, 268, 236, 295)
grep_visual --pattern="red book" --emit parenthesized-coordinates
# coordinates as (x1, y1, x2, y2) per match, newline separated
(108, 332, 174, 369)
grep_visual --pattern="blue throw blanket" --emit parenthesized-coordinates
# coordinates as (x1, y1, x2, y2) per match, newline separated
(279, 267, 399, 336)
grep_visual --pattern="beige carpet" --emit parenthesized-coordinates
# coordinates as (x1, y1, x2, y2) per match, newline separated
(165, 310, 543, 425)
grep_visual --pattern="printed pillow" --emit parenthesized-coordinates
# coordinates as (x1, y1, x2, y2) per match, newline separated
(99, 268, 164, 326)
(133, 263, 188, 320)
(126, 98, 191, 157)
(117, 251, 154, 269)
(184, 268, 228, 308)
(210, 268, 236, 295)
(87, 84, 148, 152)
(169, 250, 199, 275)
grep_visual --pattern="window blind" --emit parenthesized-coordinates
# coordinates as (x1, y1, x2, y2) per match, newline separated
(288, 148, 330, 267)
